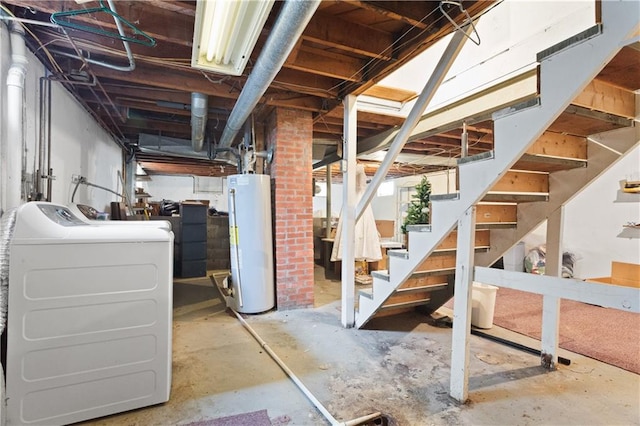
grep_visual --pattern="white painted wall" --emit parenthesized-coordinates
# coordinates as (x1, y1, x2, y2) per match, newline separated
(0, 23, 122, 213)
(139, 174, 228, 212)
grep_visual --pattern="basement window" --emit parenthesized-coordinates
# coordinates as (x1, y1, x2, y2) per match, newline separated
(377, 181, 394, 197)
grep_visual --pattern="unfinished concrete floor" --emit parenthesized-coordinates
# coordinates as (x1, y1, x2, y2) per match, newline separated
(81, 266, 640, 425)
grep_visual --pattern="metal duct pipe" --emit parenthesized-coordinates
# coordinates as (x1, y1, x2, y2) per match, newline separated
(0, 208, 17, 335)
(4, 20, 28, 212)
(191, 92, 208, 151)
(218, 0, 320, 148)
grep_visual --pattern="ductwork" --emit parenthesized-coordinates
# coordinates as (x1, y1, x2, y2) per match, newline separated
(0, 208, 16, 335)
(4, 19, 28, 212)
(217, 0, 320, 148)
(191, 92, 208, 151)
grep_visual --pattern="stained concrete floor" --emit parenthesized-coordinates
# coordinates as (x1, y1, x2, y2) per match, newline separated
(81, 265, 640, 425)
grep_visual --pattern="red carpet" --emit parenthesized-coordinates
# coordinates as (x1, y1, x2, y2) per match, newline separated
(183, 410, 272, 426)
(491, 288, 640, 374)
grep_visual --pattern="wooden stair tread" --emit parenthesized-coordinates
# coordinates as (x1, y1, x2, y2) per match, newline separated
(380, 298, 431, 310)
(397, 283, 449, 293)
(513, 153, 587, 172)
(482, 192, 549, 202)
(476, 222, 517, 229)
(412, 267, 456, 277)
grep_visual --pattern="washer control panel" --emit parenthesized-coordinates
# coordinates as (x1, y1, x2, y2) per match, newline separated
(38, 204, 87, 227)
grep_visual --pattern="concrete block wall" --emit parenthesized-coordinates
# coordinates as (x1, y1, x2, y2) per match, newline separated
(268, 107, 314, 309)
(207, 216, 230, 271)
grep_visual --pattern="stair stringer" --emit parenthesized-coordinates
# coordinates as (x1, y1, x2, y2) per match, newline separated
(354, 1, 639, 329)
(476, 128, 640, 268)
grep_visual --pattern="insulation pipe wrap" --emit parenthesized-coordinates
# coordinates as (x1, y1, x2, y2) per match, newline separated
(191, 92, 208, 152)
(5, 20, 28, 211)
(0, 208, 17, 335)
(218, 0, 320, 148)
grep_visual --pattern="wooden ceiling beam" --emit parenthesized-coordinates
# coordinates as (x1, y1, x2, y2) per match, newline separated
(142, 0, 196, 16)
(87, 62, 241, 99)
(121, 127, 189, 141)
(269, 68, 340, 98)
(345, 1, 435, 30)
(95, 84, 191, 104)
(303, 11, 394, 60)
(4, 0, 195, 47)
(313, 123, 371, 137)
(286, 46, 364, 81)
(123, 118, 191, 134)
(318, 107, 405, 127)
(349, 1, 495, 97)
(411, 135, 493, 149)
(264, 94, 332, 113)
(30, 27, 192, 61)
(318, 115, 393, 131)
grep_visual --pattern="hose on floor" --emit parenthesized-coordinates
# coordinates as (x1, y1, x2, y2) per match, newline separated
(230, 309, 382, 426)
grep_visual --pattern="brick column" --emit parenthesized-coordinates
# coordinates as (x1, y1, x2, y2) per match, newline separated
(267, 107, 314, 309)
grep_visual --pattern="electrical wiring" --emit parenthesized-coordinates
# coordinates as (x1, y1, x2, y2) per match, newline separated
(0, 4, 63, 74)
(329, 0, 505, 97)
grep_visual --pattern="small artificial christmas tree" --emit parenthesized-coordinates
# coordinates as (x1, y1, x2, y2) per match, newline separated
(401, 175, 431, 234)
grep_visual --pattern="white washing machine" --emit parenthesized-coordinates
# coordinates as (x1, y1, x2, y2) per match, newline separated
(2, 202, 173, 425)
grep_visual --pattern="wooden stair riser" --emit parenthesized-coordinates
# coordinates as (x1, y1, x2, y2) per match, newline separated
(573, 79, 636, 119)
(526, 132, 587, 160)
(435, 229, 490, 250)
(417, 252, 456, 272)
(385, 291, 432, 306)
(489, 170, 549, 193)
(399, 275, 449, 290)
(457, 169, 549, 193)
(476, 204, 517, 224)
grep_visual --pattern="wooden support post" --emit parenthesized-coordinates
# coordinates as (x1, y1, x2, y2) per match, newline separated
(325, 165, 332, 238)
(450, 206, 477, 402)
(541, 206, 563, 369)
(341, 94, 357, 328)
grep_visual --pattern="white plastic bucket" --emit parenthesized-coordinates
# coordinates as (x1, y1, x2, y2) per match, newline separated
(471, 282, 499, 329)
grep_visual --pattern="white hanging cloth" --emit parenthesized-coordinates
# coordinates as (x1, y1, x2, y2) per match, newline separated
(331, 164, 382, 262)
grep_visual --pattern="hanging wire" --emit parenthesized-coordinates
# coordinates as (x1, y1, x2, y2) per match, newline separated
(327, 0, 504, 98)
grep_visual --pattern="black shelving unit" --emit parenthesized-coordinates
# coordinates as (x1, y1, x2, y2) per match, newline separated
(174, 203, 207, 278)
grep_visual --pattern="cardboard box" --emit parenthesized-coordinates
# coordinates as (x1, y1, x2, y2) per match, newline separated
(588, 261, 639, 288)
(375, 220, 395, 238)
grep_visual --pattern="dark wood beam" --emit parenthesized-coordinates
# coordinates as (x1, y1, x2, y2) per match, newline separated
(346, 1, 434, 30)
(303, 11, 394, 60)
(286, 46, 364, 81)
(4, 0, 195, 46)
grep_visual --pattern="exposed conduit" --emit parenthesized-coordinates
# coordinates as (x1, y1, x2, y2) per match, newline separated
(230, 309, 383, 426)
(191, 92, 208, 151)
(0, 208, 16, 426)
(217, 0, 320, 148)
(0, 208, 17, 335)
(4, 19, 27, 212)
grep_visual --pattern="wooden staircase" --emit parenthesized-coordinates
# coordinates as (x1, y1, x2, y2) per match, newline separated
(355, 9, 639, 328)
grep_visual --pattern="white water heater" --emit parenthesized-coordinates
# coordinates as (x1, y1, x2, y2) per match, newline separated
(227, 174, 274, 313)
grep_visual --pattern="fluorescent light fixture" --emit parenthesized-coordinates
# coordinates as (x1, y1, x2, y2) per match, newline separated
(356, 95, 406, 117)
(191, 0, 275, 76)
